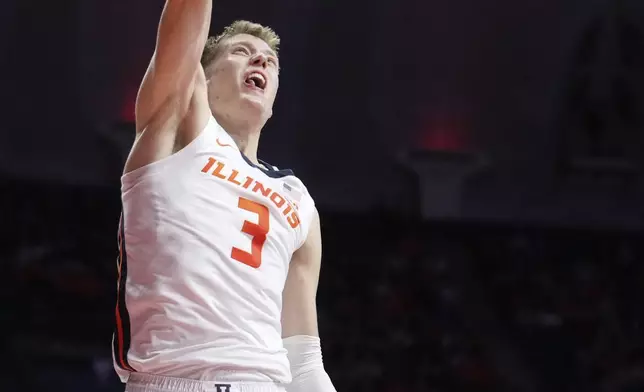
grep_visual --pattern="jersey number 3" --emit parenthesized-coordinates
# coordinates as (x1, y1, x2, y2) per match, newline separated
(231, 197, 269, 268)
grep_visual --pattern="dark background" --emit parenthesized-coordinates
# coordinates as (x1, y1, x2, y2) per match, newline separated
(1, 0, 643, 391)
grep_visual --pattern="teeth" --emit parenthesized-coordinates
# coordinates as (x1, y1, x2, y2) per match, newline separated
(248, 72, 265, 87)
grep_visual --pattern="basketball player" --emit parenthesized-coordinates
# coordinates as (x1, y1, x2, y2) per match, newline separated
(112, 1, 336, 391)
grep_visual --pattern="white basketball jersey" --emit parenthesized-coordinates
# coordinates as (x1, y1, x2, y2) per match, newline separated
(112, 116, 316, 384)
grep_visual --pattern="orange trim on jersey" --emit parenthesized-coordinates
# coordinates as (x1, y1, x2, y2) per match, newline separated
(113, 214, 136, 372)
(115, 306, 134, 371)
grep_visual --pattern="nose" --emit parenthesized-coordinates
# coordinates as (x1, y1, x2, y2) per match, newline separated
(250, 52, 268, 68)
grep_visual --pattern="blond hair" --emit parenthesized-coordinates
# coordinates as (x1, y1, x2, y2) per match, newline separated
(201, 20, 280, 69)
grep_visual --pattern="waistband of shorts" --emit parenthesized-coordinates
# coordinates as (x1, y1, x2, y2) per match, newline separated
(126, 373, 286, 392)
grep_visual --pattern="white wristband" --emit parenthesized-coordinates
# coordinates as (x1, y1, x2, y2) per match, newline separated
(283, 335, 336, 392)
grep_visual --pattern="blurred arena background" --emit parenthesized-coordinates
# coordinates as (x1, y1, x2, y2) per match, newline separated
(1, 0, 644, 391)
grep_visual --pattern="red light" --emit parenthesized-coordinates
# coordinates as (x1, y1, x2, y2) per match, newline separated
(420, 128, 466, 151)
(416, 110, 469, 152)
(119, 86, 137, 123)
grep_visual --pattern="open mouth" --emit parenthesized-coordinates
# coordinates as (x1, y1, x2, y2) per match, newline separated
(244, 72, 267, 91)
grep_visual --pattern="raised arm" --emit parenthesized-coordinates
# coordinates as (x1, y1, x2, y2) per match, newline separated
(281, 210, 337, 392)
(126, 0, 212, 173)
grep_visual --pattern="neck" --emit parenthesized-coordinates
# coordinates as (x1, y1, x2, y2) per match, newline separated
(215, 114, 264, 165)
(228, 129, 261, 164)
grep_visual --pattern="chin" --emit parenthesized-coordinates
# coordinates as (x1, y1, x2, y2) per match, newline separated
(240, 95, 268, 116)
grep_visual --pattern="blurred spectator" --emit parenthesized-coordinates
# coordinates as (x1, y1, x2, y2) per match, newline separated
(1, 178, 642, 392)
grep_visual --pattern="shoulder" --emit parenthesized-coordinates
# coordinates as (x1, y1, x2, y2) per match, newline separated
(259, 162, 317, 250)
(257, 159, 304, 185)
(258, 160, 314, 204)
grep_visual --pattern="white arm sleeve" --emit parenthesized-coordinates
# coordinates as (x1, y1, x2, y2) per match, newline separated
(283, 335, 337, 392)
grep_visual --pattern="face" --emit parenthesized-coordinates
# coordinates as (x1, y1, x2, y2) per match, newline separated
(205, 34, 280, 126)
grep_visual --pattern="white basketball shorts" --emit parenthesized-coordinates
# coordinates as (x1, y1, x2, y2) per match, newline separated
(124, 373, 286, 392)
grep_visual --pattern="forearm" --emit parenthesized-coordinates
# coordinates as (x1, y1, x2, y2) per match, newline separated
(284, 335, 336, 392)
(136, 0, 212, 132)
(157, 0, 213, 65)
